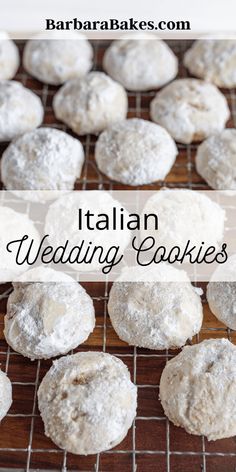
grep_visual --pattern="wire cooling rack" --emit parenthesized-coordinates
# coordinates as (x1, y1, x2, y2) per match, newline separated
(0, 40, 236, 472)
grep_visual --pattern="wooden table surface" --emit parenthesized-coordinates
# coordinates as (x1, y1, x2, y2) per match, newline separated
(0, 40, 236, 472)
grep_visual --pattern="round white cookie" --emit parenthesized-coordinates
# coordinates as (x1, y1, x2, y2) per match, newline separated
(4, 268, 95, 360)
(38, 351, 137, 454)
(184, 39, 236, 88)
(45, 191, 131, 272)
(0, 206, 40, 281)
(103, 37, 178, 91)
(196, 129, 236, 189)
(23, 35, 93, 85)
(1, 127, 84, 201)
(108, 264, 203, 350)
(141, 189, 225, 251)
(207, 255, 236, 330)
(0, 369, 12, 421)
(160, 338, 236, 440)
(0, 32, 19, 79)
(150, 78, 230, 144)
(0, 81, 44, 142)
(207, 281, 236, 330)
(95, 118, 177, 185)
(53, 72, 128, 135)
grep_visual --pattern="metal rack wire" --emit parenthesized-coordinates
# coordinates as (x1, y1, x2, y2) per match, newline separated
(0, 40, 236, 472)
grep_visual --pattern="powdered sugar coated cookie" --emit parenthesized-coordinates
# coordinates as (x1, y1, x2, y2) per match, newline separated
(196, 129, 236, 189)
(108, 264, 203, 350)
(160, 339, 236, 440)
(23, 33, 93, 85)
(4, 268, 95, 360)
(95, 118, 177, 185)
(1, 127, 84, 200)
(0, 81, 44, 142)
(150, 78, 230, 144)
(103, 36, 178, 91)
(38, 351, 137, 454)
(0, 31, 19, 79)
(184, 39, 236, 88)
(53, 72, 128, 135)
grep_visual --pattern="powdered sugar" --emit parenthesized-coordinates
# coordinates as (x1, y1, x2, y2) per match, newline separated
(160, 339, 236, 440)
(23, 35, 93, 85)
(38, 351, 137, 454)
(95, 118, 177, 185)
(0, 32, 19, 79)
(207, 255, 236, 330)
(184, 39, 236, 88)
(0, 81, 44, 142)
(103, 37, 178, 91)
(108, 264, 203, 350)
(207, 281, 236, 330)
(4, 268, 95, 360)
(196, 129, 236, 189)
(1, 127, 84, 200)
(53, 72, 128, 135)
(150, 78, 230, 144)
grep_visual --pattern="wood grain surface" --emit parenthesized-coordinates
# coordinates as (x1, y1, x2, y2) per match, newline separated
(0, 40, 235, 472)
